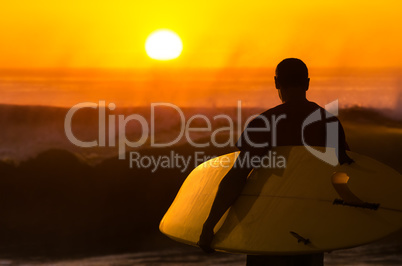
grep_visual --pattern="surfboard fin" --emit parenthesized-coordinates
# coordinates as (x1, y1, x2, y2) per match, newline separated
(331, 172, 380, 210)
(290, 231, 311, 245)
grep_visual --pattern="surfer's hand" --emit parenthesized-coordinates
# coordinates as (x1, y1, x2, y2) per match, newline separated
(197, 226, 215, 254)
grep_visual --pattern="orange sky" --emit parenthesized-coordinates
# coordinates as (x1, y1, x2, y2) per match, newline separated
(0, 1, 401, 69)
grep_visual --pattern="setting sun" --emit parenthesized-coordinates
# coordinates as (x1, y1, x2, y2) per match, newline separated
(145, 29, 183, 61)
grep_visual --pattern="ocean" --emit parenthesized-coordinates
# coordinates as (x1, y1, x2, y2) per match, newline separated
(0, 69, 401, 265)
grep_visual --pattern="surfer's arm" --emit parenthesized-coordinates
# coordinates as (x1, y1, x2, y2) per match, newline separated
(337, 122, 354, 165)
(198, 151, 252, 253)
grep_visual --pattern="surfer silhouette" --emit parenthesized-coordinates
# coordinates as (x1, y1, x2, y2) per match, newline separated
(198, 58, 353, 265)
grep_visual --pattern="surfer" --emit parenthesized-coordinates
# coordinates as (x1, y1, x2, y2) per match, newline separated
(198, 58, 353, 265)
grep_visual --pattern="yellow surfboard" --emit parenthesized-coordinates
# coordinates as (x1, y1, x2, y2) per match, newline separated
(160, 146, 402, 255)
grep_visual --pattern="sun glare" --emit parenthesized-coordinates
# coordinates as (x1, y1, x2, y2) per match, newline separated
(145, 30, 183, 60)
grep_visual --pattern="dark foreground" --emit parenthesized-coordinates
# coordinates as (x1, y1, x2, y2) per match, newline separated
(1, 233, 402, 266)
(0, 106, 401, 264)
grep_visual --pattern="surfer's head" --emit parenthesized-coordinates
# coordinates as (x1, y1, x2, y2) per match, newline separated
(274, 58, 310, 102)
